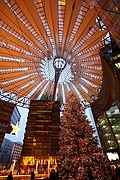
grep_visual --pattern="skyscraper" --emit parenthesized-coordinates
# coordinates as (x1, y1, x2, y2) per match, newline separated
(21, 100, 60, 173)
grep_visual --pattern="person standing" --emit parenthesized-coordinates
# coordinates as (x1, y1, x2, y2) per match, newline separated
(7, 171, 13, 180)
(49, 169, 56, 180)
(30, 170, 35, 180)
(111, 166, 117, 180)
(87, 167, 94, 180)
(116, 165, 120, 180)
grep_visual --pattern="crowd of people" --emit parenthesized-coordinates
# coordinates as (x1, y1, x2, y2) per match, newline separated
(6, 168, 58, 180)
(6, 165, 120, 180)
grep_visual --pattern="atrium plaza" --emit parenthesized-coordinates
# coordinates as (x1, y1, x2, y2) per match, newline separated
(0, 0, 120, 178)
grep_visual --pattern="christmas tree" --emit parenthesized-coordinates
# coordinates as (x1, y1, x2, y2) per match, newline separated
(58, 93, 112, 180)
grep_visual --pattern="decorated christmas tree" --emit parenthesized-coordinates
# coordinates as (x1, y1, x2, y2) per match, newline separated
(58, 93, 112, 180)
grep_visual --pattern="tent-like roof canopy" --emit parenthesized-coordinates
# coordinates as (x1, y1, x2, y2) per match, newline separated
(0, 0, 119, 107)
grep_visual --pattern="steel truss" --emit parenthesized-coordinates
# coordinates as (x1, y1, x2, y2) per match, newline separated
(0, 87, 101, 109)
(0, 87, 30, 108)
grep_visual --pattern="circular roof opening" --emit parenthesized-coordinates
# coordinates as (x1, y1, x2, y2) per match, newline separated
(53, 57, 66, 69)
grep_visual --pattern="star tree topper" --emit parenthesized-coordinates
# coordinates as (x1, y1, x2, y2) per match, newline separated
(11, 123, 21, 137)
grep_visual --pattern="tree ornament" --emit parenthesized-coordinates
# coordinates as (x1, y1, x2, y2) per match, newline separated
(88, 147, 92, 152)
(77, 125, 81, 129)
(75, 156, 79, 160)
(80, 141, 85, 146)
